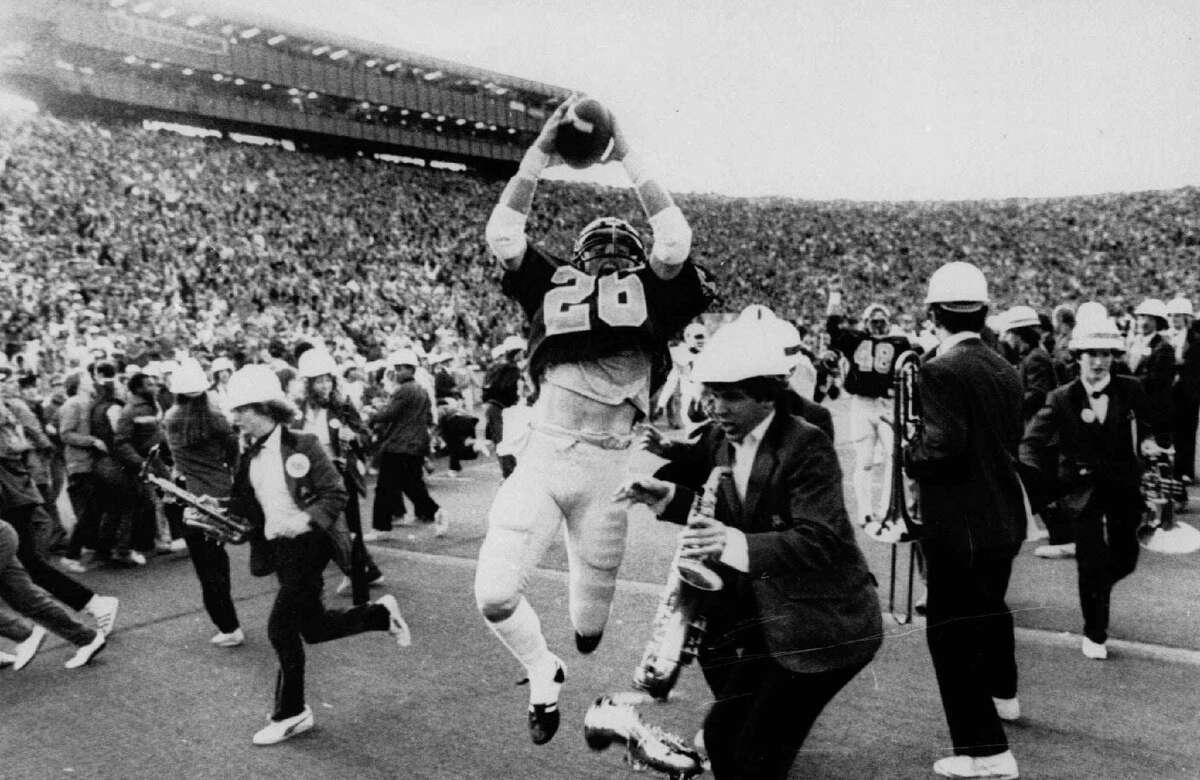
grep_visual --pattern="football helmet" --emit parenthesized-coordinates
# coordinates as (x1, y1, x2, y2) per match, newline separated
(571, 217, 646, 275)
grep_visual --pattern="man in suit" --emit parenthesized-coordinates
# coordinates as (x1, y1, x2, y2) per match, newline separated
(225, 365, 412, 746)
(1126, 298, 1176, 447)
(615, 308, 881, 779)
(904, 262, 1025, 780)
(1020, 317, 1154, 661)
(1166, 297, 1200, 482)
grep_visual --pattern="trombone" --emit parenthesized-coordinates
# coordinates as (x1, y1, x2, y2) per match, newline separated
(874, 350, 923, 624)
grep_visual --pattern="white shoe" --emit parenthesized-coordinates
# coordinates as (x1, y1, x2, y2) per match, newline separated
(375, 594, 412, 648)
(64, 631, 107, 669)
(252, 706, 314, 746)
(361, 530, 395, 542)
(1081, 637, 1108, 660)
(169, 538, 188, 553)
(432, 510, 449, 538)
(335, 573, 386, 596)
(1034, 543, 1075, 559)
(112, 550, 147, 566)
(992, 696, 1020, 722)
(13, 625, 47, 671)
(211, 628, 245, 648)
(58, 557, 88, 573)
(86, 595, 120, 634)
(933, 750, 1019, 778)
(0, 651, 15, 667)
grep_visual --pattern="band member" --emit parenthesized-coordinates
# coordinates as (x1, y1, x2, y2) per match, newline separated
(616, 307, 881, 779)
(161, 359, 244, 647)
(1127, 298, 1175, 446)
(293, 348, 387, 594)
(114, 368, 167, 554)
(477, 98, 715, 744)
(825, 277, 917, 529)
(1020, 317, 1154, 661)
(1166, 297, 1200, 482)
(905, 262, 1024, 780)
(225, 365, 411, 746)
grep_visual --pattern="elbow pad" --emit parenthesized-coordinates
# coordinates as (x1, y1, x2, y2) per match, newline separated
(485, 204, 528, 262)
(648, 206, 691, 267)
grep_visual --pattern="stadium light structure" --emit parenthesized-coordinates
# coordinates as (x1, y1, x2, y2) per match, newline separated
(181, 67, 193, 75)
(455, 118, 466, 126)
(384, 62, 401, 72)
(365, 59, 378, 68)
(262, 83, 272, 90)
(287, 87, 300, 96)
(267, 34, 286, 45)
(240, 28, 260, 39)
(378, 105, 388, 112)
(306, 91, 318, 99)
(123, 54, 139, 65)
(399, 109, 409, 116)
(234, 78, 245, 85)
(212, 73, 223, 82)
(360, 101, 370, 109)
(312, 45, 330, 56)
(330, 49, 348, 61)
(150, 61, 163, 70)
(423, 70, 443, 81)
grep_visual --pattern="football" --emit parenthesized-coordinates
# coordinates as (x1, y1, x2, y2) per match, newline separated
(554, 97, 614, 169)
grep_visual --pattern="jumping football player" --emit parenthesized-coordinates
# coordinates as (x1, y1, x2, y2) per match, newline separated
(476, 97, 715, 745)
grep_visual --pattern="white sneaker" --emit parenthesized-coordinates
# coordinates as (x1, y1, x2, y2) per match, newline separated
(1034, 543, 1075, 559)
(375, 594, 412, 648)
(1081, 637, 1108, 660)
(335, 573, 386, 596)
(211, 628, 245, 647)
(85, 595, 120, 634)
(992, 696, 1020, 722)
(169, 538, 188, 553)
(112, 550, 147, 566)
(933, 750, 1019, 778)
(361, 530, 395, 542)
(13, 625, 47, 671)
(58, 557, 87, 573)
(432, 510, 449, 538)
(64, 631, 107, 669)
(0, 651, 15, 668)
(252, 706, 314, 746)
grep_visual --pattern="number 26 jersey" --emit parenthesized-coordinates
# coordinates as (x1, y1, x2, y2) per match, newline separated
(501, 244, 716, 393)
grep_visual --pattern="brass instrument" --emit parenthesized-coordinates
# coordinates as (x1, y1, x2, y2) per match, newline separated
(632, 467, 727, 701)
(872, 350, 923, 624)
(1137, 445, 1200, 555)
(141, 448, 252, 545)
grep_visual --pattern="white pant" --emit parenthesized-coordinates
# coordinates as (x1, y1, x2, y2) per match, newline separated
(474, 426, 631, 638)
(849, 394, 895, 522)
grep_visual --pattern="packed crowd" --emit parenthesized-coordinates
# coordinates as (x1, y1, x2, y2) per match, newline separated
(4, 112, 1200, 382)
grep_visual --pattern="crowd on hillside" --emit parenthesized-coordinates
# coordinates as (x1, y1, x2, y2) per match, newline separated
(3, 112, 1200, 377)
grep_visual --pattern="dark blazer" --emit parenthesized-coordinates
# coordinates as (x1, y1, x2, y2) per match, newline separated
(228, 426, 349, 576)
(654, 413, 881, 675)
(904, 337, 1026, 558)
(1132, 334, 1176, 435)
(781, 391, 835, 443)
(1020, 376, 1149, 520)
(1018, 346, 1059, 422)
(1177, 323, 1200, 404)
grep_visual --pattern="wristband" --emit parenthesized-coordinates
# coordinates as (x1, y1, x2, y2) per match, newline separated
(622, 151, 650, 187)
(517, 148, 549, 180)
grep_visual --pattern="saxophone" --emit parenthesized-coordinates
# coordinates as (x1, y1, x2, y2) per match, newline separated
(632, 467, 727, 701)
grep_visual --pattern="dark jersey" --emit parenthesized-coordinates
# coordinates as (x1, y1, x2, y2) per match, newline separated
(826, 314, 915, 398)
(502, 244, 716, 394)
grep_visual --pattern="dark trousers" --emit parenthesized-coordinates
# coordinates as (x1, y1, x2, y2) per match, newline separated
(1041, 502, 1074, 546)
(0, 520, 95, 647)
(1173, 393, 1199, 480)
(923, 542, 1018, 758)
(700, 652, 867, 780)
(93, 468, 134, 556)
(66, 472, 102, 558)
(1073, 497, 1140, 644)
(267, 532, 389, 720)
(371, 453, 438, 530)
(184, 533, 239, 634)
(1, 504, 93, 612)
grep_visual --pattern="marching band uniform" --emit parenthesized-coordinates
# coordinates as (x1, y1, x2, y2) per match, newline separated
(1166, 298, 1200, 481)
(1020, 319, 1151, 660)
(225, 366, 410, 746)
(1127, 299, 1175, 447)
(905, 263, 1024, 780)
(622, 307, 879, 779)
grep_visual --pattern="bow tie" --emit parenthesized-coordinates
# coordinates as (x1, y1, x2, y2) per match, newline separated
(243, 431, 273, 459)
(1089, 389, 1108, 400)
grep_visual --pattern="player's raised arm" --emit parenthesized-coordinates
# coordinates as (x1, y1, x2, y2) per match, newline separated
(608, 113, 692, 280)
(484, 100, 572, 271)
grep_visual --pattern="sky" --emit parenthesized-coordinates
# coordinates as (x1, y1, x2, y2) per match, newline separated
(62, 1, 1200, 200)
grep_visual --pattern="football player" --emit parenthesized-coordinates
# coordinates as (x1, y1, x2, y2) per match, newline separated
(825, 277, 919, 532)
(477, 97, 716, 745)
(655, 322, 708, 430)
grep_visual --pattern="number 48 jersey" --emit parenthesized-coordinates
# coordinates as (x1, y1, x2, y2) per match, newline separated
(502, 244, 716, 392)
(826, 314, 917, 399)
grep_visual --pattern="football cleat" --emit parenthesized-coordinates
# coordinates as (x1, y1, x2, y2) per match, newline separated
(575, 631, 603, 655)
(527, 660, 566, 745)
(584, 696, 705, 779)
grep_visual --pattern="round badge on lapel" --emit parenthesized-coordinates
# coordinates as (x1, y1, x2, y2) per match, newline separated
(285, 453, 311, 478)
(1080, 409, 1096, 424)
(329, 418, 341, 430)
